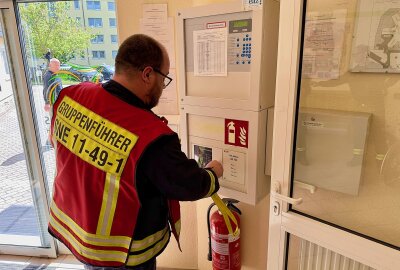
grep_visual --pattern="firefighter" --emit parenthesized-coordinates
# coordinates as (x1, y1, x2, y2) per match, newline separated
(48, 34, 223, 270)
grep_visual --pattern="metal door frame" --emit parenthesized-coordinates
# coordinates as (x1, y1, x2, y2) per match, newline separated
(267, 0, 400, 269)
(0, 0, 56, 258)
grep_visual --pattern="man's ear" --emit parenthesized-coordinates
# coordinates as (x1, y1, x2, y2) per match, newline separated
(142, 66, 153, 82)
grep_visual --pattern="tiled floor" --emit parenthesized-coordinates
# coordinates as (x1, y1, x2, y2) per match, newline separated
(0, 254, 84, 269)
(0, 255, 183, 269)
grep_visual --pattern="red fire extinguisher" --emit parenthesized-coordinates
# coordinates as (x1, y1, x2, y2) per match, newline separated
(207, 195, 241, 270)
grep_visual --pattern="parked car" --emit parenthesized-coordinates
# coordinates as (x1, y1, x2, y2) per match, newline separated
(69, 67, 104, 82)
(96, 64, 115, 80)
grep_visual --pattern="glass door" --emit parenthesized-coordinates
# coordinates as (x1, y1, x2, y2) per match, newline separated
(267, 0, 400, 269)
(0, 1, 56, 257)
(9, 0, 119, 255)
(0, 0, 118, 258)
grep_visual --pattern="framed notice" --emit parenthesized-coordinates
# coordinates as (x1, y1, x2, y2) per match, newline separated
(350, 0, 400, 73)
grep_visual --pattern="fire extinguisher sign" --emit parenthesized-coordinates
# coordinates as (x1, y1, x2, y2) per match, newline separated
(224, 119, 249, 148)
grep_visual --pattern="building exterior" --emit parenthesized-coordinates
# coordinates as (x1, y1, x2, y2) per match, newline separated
(69, 0, 118, 66)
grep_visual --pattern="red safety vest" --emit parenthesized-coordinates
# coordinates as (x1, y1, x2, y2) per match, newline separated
(48, 83, 181, 267)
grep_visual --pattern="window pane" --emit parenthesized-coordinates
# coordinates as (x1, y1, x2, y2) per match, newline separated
(111, 34, 117, 43)
(108, 2, 115, 11)
(92, 50, 105, 59)
(109, 18, 116, 27)
(88, 18, 102, 27)
(87, 1, 101, 11)
(291, 0, 400, 249)
(91, 34, 104, 44)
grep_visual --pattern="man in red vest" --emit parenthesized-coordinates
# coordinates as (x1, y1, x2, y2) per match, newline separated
(48, 34, 223, 270)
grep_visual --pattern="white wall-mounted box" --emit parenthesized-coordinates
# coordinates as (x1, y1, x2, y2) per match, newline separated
(180, 105, 271, 205)
(176, 0, 280, 111)
(177, 0, 280, 205)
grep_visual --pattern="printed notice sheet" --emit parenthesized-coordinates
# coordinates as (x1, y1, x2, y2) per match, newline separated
(142, 4, 167, 25)
(140, 17, 176, 69)
(302, 10, 346, 80)
(140, 4, 179, 115)
(222, 150, 245, 185)
(193, 28, 228, 76)
(350, 0, 400, 73)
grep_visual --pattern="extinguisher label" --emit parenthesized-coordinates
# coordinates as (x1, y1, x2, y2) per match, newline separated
(211, 228, 229, 239)
(211, 238, 229, 255)
(211, 228, 241, 270)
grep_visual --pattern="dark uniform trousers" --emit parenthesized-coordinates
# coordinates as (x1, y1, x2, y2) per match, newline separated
(84, 259, 156, 270)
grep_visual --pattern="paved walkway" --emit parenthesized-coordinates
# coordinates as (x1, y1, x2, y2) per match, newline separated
(0, 80, 55, 238)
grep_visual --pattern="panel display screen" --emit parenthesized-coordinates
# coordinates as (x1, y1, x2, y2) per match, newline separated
(229, 19, 252, 33)
(233, 20, 249, 28)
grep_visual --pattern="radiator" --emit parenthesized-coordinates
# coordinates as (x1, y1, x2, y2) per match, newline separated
(299, 239, 376, 270)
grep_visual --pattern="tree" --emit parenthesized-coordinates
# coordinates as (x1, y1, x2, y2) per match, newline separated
(19, 2, 94, 63)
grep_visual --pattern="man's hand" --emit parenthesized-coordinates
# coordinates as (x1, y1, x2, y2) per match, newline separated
(205, 160, 223, 178)
(44, 104, 51, 112)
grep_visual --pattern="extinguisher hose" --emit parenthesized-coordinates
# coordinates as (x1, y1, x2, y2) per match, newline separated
(207, 202, 216, 261)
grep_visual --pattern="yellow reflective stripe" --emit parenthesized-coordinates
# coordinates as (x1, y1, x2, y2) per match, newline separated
(205, 170, 216, 197)
(130, 227, 168, 252)
(97, 173, 120, 235)
(50, 202, 131, 248)
(49, 213, 127, 263)
(127, 230, 170, 267)
(174, 219, 181, 236)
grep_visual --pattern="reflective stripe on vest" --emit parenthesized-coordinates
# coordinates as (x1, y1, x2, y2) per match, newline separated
(130, 226, 168, 252)
(97, 173, 121, 235)
(127, 229, 170, 267)
(49, 217, 126, 262)
(174, 219, 181, 237)
(205, 170, 216, 197)
(50, 202, 131, 248)
(49, 203, 129, 263)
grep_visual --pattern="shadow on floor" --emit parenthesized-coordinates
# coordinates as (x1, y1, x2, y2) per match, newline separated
(1, 145, 52, 166)
(0, 205, 40, 236)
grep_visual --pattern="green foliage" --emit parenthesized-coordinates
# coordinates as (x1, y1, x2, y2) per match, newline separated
(19, 2, 94, 63)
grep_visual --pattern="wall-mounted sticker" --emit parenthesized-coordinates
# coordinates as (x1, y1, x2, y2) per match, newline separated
(243, 0, 263, 11)
(225, 119, 249, 148)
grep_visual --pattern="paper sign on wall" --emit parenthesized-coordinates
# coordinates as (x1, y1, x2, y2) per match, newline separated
(243, 0, 263, 10)
(225, 119, 249, 148)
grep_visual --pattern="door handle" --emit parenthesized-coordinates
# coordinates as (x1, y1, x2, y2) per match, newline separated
(271, 181, 303, 205)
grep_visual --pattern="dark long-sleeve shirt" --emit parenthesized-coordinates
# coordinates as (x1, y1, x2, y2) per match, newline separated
(43, 70, 63, 104)
(102, 80, 219, 239)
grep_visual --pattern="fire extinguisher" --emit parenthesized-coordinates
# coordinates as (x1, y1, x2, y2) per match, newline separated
(207, 196, 242, 270)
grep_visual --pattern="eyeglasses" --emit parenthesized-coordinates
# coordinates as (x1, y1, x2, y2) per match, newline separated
(153, 68, 173, 88)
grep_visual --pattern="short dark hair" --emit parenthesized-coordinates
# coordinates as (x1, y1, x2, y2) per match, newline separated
(115, 34, 163, 74)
